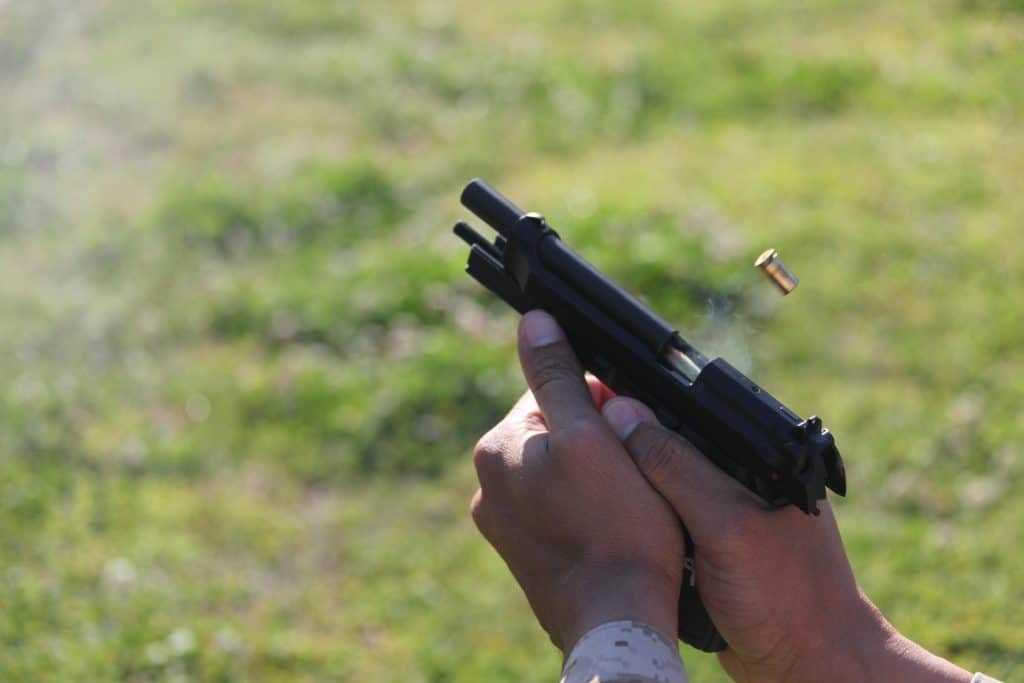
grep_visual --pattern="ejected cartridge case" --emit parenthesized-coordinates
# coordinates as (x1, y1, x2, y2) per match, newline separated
(755, 248, 799, 294)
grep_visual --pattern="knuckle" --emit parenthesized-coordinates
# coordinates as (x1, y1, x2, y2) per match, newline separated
(469, 488, 485, 522)
(634, 429, 683, 486)
(469, 489, 494, 539)
(548, 418, 604, 457)
(472, 430, 505, 480)
(719, 505, 767, 550)
(529, 350, 580, 395)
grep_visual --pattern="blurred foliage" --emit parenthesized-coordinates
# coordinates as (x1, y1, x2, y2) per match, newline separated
(1, 0, 1023, 680)
(154, 161, 406, 254)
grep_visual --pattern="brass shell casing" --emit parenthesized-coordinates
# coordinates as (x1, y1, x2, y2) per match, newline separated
(755, 248, 799, 295)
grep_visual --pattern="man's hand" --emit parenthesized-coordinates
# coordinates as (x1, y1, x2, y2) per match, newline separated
(471, 310, 972, 683)
(469, 310, 683, 652)
(601, 379, 972, 683)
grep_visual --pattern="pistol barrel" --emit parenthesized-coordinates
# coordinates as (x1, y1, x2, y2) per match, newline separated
(460, 178, 524, 237)
(461, 179, 683, 355)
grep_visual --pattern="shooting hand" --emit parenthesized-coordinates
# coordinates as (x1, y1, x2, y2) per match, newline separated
(469, 310, 683, 653)
(602, 396, 972, 683)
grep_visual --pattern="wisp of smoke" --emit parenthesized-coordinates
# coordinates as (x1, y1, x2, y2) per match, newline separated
(695, 294, 754, 374)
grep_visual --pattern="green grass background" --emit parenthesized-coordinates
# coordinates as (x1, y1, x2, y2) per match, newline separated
(1, 0, 1022, 680)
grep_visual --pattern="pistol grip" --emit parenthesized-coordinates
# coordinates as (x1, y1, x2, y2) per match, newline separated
(678, 527, 727, 652)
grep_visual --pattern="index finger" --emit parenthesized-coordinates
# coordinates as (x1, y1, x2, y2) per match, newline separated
(517, 310, 600, 430)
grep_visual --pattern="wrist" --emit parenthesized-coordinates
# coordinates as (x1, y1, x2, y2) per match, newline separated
(775, 588, 887, 683)
(555, 563, 678, 656)
(867, 633, 973, 683)
(788, 590, 971, 683)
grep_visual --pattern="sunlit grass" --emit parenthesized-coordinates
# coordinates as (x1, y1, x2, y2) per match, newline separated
(1, 0, 1022, 679)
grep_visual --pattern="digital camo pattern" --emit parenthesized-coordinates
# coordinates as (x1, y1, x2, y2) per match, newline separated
(560, 620, 688, 683)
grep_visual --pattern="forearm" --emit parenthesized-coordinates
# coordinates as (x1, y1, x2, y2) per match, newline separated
(850, 596, 972, 683)
(721, 591, 975, 683)
(558, 615, 989, 683)
(802, 596, 971, 683)
(866, 631, 972, 683)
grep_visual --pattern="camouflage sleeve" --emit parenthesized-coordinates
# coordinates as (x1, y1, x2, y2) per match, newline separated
(559, 620, 688, 683)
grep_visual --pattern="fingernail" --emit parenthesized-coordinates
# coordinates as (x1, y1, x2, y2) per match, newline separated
(522, 310, 564, 348)
(603, 399, 642, 440)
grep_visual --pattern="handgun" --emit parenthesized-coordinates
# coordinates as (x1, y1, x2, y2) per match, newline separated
(452, 178, 846, 652)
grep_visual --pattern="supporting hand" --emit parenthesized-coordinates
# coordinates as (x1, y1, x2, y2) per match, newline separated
(469, 310, 683, 652)
(601, 394, 972, 683)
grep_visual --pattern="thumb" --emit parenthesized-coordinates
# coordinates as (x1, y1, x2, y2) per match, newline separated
(517, 310, 599, 430)
(601, 396, 757, 540)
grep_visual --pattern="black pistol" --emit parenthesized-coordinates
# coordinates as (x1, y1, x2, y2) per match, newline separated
(453, 178, 846, 653)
